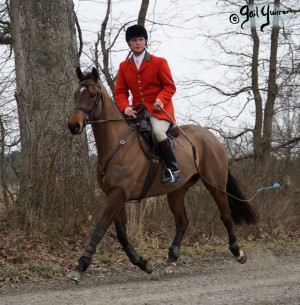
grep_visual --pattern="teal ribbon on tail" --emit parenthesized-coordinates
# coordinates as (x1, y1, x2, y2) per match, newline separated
(258, 183, 280, 192)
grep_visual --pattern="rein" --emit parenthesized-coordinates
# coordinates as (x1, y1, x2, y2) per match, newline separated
(86, 117, 136, 125)
(158, 107, 280, 202)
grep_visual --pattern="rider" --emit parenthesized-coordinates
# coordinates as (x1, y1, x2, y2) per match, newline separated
(114, 24, 180, 184)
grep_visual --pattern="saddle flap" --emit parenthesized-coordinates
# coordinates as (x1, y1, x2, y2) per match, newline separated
(138, 133, 157, 160)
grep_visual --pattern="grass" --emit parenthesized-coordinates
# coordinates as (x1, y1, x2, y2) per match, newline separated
(196, 243, 228, 254)
(181, 247, 198, 257)
(27, 261, 58, 278)
(242, 238, 299, 252)
(95, 253, 115, 267)
(5, 265, 20, 278)
(3, 262, 57, 283)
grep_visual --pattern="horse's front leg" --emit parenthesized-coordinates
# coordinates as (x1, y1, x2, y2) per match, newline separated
(67, 186, 126, 283)
(164, 188, 189, 275)
(114, 206, 153, 274)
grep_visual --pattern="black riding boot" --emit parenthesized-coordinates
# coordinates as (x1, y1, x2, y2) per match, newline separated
(158, 138, 180, 184)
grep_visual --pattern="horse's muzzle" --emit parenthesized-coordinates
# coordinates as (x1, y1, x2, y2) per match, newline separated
(68, 122, 81, 135)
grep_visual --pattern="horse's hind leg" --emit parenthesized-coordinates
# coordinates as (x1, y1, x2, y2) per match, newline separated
(114, 206, 153, 274)
(164, 183, 190, 274)
(203, 183, 246, 263)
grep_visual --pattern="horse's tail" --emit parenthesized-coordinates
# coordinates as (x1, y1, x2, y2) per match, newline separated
(227, 170, 258, 225)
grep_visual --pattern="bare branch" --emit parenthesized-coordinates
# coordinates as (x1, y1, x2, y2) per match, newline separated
(74, 10, 83, 60)
(232, 136, 300, 162)
(207, 127, 253, 140)
(181, 79, 251, 97)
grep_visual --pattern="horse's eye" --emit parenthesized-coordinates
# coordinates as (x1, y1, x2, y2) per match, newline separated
(90, 93, 97, 99)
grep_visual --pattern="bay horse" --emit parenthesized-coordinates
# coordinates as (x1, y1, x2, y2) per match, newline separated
(67, 67, 257, 282)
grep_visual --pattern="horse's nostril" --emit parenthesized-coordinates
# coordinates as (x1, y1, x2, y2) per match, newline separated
(69, 122, 81, 135)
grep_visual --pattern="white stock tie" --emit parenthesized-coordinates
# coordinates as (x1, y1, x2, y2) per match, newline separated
(135, 58, 141, 70)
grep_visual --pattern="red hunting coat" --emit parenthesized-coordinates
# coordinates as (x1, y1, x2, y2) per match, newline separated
(114, 51, 176, 122)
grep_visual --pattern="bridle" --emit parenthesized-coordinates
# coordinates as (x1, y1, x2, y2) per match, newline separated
(74, 84, 103, 127)
(72, 81, 137, 176)
(74, 82, 137, 126)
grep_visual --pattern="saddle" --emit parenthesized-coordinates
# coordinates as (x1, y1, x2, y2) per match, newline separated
(127, 104, 179, 160)
(126, 104, 180, 202)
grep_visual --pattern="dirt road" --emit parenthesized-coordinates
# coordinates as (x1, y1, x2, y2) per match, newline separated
(1, 250, 299, 305)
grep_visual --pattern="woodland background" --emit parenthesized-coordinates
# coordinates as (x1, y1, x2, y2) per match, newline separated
(0, 0, 299, 281)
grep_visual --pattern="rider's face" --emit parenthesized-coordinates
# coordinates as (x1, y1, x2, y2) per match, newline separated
(128, 37, 147, 55)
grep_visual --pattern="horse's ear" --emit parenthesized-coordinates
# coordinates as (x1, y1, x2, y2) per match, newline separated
(76, 67, 84, 81)
(91, 67, 99, 82)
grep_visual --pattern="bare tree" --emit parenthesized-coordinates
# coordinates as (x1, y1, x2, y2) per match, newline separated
(178, 0, 300, 166)
(261, 0, 281, 164)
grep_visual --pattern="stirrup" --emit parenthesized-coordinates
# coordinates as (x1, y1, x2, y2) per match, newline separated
(162, 169, 180, 184)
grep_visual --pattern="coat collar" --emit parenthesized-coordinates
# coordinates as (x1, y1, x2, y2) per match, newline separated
(128, 51, 151, 73)
(129, 50, 151, 62)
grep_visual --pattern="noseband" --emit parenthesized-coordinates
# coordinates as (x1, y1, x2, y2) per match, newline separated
(74, 84, 103, 127)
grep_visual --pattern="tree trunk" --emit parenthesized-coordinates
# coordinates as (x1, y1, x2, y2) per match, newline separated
(0, 115, 10, 207)
(262, 0, 280, 165)
(137, 0, 149, 26)
(10, 0, 95, 230)
(250, 5, 263, 160)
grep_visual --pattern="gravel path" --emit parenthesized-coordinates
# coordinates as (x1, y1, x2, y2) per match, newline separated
(1, 250, 299, 305)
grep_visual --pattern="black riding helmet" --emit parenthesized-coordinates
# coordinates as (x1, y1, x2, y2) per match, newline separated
(125, 25, 148, 42)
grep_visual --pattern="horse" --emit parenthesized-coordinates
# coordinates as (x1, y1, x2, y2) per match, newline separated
(67, 67, 258, 282)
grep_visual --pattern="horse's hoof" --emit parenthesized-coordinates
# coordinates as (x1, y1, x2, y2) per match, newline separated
(235, 249, 247, 264)
(163, 262, 177, 275)
(145, 260, 153, 274)
(66, 270, 82, 284)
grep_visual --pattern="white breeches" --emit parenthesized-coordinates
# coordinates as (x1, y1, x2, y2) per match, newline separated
(150, 116, 170, 143)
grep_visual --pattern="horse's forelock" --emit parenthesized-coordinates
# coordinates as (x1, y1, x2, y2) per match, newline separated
(78, 72, 93, 83)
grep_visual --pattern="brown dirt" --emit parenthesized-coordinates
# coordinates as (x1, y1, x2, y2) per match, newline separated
(1, 247, 299, 305)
